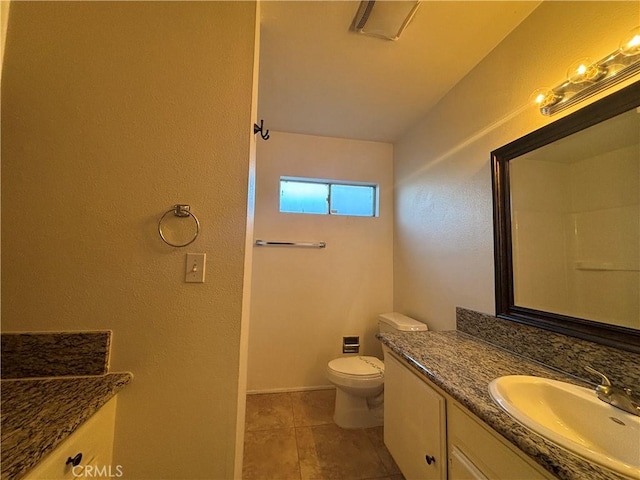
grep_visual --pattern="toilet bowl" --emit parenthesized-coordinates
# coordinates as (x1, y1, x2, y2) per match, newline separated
(326, 312, 428, 429)
(327, 356, 385, 429)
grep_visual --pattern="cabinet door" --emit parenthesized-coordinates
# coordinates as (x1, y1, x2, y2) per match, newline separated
(23, 396, 117, 480)
(384, 353, 446, 480)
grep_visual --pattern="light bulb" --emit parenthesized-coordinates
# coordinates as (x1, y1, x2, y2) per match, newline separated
(567, 57, 607, 84)
(620, 26, 640, 56)
(530, 88, 562, 108)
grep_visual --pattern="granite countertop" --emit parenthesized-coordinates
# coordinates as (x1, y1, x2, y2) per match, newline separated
(378, 330, 630, 480)
(1, 373, 132, 480)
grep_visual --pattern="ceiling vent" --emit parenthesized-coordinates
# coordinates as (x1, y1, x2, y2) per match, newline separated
(351, 1, 421, 41)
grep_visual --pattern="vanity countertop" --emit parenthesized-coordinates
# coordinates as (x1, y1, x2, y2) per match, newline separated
(377, 330, 631, 480)
(1, 372, 132, 480)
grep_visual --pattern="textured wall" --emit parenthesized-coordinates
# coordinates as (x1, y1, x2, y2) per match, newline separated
(248, 131, 394, 392)
(0, 1, 9, 81)
(1, 2, 257, 478)
(393, 1, 640, 331)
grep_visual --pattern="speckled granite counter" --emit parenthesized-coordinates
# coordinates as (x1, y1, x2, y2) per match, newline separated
(378, 330, 632, 480)
(1, 332, 111, 379)
(1, 373, 132, 480)
(1, 332, 132, 480)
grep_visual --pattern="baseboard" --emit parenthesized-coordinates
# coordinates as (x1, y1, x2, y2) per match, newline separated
(247, 385, 336, 395)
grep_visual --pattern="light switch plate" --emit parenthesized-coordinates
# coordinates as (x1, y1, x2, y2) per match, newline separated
(185, 253, 206, 283)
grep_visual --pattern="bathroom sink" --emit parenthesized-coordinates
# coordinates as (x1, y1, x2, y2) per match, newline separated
(488, 375, 640, 478)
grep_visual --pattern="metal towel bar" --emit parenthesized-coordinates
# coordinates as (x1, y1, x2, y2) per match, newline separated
(255, 240, 326, 249)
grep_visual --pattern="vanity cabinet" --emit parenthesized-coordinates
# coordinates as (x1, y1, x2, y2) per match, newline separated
(448, 402, 551, 480)
(383, 351, 553, 480)
(384, 352, 447, 479)
(23, 396, 118, 480)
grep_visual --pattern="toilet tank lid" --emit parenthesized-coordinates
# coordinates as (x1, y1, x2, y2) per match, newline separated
(378, 312, 428, 331)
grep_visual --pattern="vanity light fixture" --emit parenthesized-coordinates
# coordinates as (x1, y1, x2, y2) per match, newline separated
(535, 25, 640, 116)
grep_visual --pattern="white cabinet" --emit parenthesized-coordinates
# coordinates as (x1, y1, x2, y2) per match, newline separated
(383, 352, 554, 480)
(449, 446, 489, 480)
(24, 396, 118, 480)
(384, 352, 447, 480)
(448, 402, 552, 480)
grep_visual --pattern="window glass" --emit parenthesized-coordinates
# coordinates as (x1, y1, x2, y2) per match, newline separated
(330, 184, 375, 216)
(280, 180, 328, 214)
(279, 178, 377, 217)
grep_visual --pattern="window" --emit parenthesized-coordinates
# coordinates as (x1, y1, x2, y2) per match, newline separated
(279, 177, 378, 217)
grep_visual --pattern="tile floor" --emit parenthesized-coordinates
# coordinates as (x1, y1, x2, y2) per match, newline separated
(243, 389, 405, 480)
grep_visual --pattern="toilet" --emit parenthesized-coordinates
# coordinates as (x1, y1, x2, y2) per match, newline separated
(326, 312, 428, 429)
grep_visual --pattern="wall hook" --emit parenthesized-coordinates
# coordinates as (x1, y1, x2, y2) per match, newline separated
(253, 119, 270, 140)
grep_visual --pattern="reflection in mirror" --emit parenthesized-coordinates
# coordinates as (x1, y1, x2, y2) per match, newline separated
(492, 81, 640, 353)
(510, 108, 639, 329)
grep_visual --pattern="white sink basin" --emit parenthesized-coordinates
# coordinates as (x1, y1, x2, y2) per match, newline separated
(489, 375, 640, 479)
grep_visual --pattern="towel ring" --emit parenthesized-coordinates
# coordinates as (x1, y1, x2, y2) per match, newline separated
(158, 204, 200, 247)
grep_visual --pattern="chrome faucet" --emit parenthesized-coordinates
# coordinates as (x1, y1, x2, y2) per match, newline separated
(584, 365, 640, 417)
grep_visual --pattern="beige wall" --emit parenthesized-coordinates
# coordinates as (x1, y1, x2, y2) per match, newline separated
(0, 1, 9, 81)
(393, 1, 640, 331)
(1, 2, 257, 479)
(248, 131, 394, 392)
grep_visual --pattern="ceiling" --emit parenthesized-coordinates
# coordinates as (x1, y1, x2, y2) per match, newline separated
(258, 1, 542, 143)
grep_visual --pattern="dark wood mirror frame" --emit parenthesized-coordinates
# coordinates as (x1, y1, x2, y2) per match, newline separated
(491, 81, 640, 354)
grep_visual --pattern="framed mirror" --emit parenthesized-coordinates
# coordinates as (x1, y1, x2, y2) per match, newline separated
(492, 81, 640, 353)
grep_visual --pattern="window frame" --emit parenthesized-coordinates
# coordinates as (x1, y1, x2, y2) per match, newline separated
(279, 176, 379, 217)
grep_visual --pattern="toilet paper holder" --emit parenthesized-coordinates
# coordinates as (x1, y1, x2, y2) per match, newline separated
(343, 336, 360, 354)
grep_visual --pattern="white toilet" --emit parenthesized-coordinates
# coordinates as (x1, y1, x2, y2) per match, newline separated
(326, 312, 428, 429)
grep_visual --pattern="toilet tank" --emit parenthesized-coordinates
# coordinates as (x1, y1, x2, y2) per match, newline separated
(378, 312, 428, 332)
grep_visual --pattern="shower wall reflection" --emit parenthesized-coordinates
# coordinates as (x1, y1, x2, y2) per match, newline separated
(510, 108, 639, 329)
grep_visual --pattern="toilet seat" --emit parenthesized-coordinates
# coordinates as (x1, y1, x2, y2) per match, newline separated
(328, 356, 384, 378)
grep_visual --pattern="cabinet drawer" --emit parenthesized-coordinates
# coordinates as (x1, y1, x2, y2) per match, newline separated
(449, 446, 488, 480)
(448, 402, 552, 480)
(23, 396, 117, 480)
